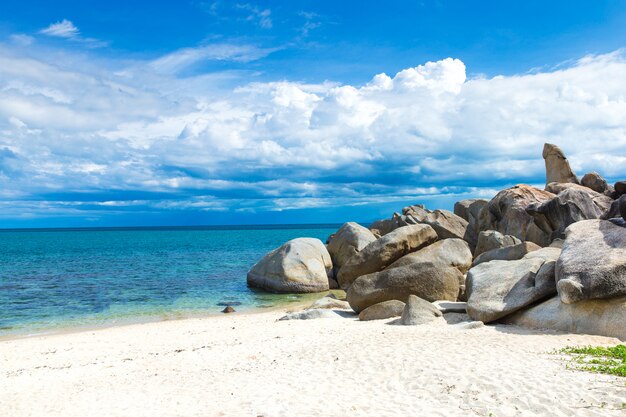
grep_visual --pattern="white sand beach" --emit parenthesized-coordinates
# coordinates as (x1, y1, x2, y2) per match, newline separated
(1, 309, 624, 417)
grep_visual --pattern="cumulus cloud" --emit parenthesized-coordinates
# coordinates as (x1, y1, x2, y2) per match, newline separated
(1, 41, 626, 223)
(40, 19, 80, 38)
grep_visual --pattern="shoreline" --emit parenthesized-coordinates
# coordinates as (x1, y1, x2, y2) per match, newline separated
(1, 306, 624, 416)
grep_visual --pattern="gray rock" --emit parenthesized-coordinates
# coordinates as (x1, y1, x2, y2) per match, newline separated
(556, 219, 626, 304)
(526, 187, 613, 241)
(466, 247, 560, 323)
(474, 230, 522, 257)
(358, 300, 406, 321)
(389, 238, 473, 275)
(347, 262, 463, 313)
(454, 199, 489, 223)
(451, 321, 485, 330)
(472, 241, 542, 266)
(620, 195, 626, 220)
(581, 172, 610, 194)
(400, 295, 443, 325)
(477, 184, 555, 246)
(543, 143, 578, 186)
(369, 213, 409, 237)
(222, 306, 236, 313)
(278, 309, 341, 320)
(327, 222, 377, 271)
(337, 224, 438, 289)
(614, 181, 626, 197)
(247, 238, 332, 293)
(404, 206, 470, 242)
(506, 296, 626, 340)
(432, 300, 467, 314)
(308, 296, 351, 310)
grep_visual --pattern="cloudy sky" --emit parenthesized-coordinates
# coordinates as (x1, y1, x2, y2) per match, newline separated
(1, 0, 626, 227)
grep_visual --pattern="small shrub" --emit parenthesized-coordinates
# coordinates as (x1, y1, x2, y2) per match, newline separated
(559, 345, 626, 377)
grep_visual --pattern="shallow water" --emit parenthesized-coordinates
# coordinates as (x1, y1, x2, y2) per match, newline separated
(0, 225, 340, 336)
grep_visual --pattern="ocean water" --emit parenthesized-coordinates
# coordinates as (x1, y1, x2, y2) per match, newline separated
(0, 225, 340, 337)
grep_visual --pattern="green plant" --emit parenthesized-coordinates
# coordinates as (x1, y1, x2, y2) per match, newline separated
(559, 345, 626, 377)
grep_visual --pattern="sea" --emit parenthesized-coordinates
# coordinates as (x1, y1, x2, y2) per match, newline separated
(0, 224, 341, 337)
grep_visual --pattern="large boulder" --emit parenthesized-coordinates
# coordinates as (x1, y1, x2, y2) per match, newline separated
(347, 262, 463, 313)
(506, 296, 626, 340)
(472, 241, 541, 266)
(278, 309, 341, 321)
(326, 222, 376, 272)
(477, 184, 555, 246)
(614, 181, 626, 197)
(543, 143, 578, 186)
(581, 172, 611, 195)
(389, 238, 473, 275)
(247, 238, 333, 293)
(358, 300, 406, 321)
(466, 247, 560, 323)
(454, 199, 489, 223)
(526, 187, 613, 241)
(556, 219, 626, 304)
(404, 206, 470, 243)
(400, 295, 444, 325)
(474, 230, 521, 257)
(369, 213, 408, 237)
(337, 224, 437, 289)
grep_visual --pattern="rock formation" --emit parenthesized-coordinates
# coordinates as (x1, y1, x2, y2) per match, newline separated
(542, 143, 578, 186)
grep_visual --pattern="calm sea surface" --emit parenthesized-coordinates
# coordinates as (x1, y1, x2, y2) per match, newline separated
(0, 225, 340, 337)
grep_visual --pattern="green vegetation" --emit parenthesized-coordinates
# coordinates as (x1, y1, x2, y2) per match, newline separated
(559, 345, 626, 377)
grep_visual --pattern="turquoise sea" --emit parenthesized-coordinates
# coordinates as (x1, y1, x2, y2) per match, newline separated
(0, 225, 340, 337)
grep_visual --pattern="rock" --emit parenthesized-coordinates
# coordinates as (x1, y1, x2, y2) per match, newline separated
(247, 238, 333, 293)
(477, 185, 555, 246)
(506, 296, 626, 340)
(542, 143, 578, 186)
(326, 222, 377, 271)
(555, 219, 626, 304)
(620, 195, 626, 220)
(472, 241, 542, 266)
(400, 295, 444, 325)
(389, 238, 473, 275)
(337, 224, 438, 289)
(451, 321, 484, 330)
(466, 247, 560, 323)
(278, 309, 341, 320)
(222, 306, 236, 313)
(454, 199, 489, 223)
(581, 172, 610, 194)
(308, 296, 351, 310)
(358, 300, 406, 321)
(404, 206, 470, 242)
(369, 213, 408, 237)
(432, 300, 467, 314)
(601, 196, 622, 220)
(614, 181, 626, 197)
(347, 262, 463, 313)
(526, 187, 613, 241)
(474, 230, 522, 257)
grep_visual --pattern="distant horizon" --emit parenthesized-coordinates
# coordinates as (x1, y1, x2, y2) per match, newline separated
(1, 1, 626, 228)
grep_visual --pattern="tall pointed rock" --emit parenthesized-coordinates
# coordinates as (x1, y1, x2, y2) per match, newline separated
(543, 143, 578, 186)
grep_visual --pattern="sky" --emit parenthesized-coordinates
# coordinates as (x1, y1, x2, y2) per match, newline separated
(0, 1, 626, 228)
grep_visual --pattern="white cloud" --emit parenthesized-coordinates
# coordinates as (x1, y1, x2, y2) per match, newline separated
(1, 43, 626, 220)
(236, 3, 272, 29)
(40, 19, 79, 38)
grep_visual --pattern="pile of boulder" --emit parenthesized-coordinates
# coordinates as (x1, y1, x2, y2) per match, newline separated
(247, 143, 626, 340)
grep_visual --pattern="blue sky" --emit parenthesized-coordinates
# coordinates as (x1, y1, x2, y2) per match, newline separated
(0, 1, 626, 227)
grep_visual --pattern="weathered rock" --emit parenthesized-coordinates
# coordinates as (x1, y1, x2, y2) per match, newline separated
(432, 300, 467, 314)
(247, 238, 332, 293)
(369, 213, 408, 237)
(454, 199, 489, 223)
(474, 230, 522, 257)
(404, 206, 469, 242)
(506, 296, 626, 340)
(472, 241, 541, 266)
(466, 247, 560, 323)
(389, 238, 473, 275)
(347, 262, 463, 313)
(543, 143, 578, 186)
(526, 187, 612, 241)
(358, 300, 406, 321)
(581, 172, 610, 194)
(614, 181, 626, 197)
(620, 195, 626, 220)
(556, 219, 626, 304)
(477, 185, 555, 246)
(337, 224, 438, 289)
(278, 309, 341, 321)
(222, 306, 236, 313)
(545, 182, 591, 195)
(400, 295, 444, 325)
(601, 196, 623, 220)
(326, 222, 377, 271)
(308, 296, 351, 310)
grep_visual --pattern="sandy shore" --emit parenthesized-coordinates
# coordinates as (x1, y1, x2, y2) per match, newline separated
(1, 308, 624, 417)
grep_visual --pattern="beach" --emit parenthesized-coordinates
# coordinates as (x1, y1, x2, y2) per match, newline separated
(1, 308, 624, 417)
